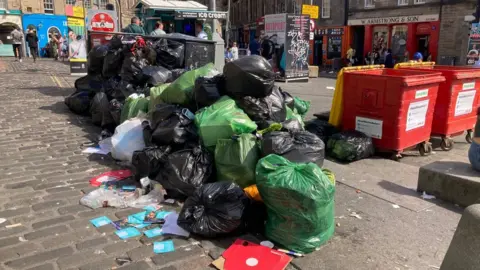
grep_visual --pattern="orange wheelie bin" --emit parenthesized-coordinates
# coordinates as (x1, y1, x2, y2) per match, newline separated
(398, 65, 480, 150)
(342, 69, 445, 159)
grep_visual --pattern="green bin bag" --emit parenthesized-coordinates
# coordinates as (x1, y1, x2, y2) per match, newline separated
(150, 83, 170, 110)
(286, 106, 305, 128)
(293, 97, 311, 118)
(215, 134, 259, 188)
(195, 96, 257, 150)
(160, 63, 216, 106)
(256, 154, 335, 253)
(120, 94, 149, 123)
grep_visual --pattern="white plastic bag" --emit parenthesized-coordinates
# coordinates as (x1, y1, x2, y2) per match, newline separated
(80, 188, 133, 209)
(111, 118, 146, 162)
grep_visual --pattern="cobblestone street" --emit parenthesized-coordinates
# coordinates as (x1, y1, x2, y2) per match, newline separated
(0, 58, 463, 270)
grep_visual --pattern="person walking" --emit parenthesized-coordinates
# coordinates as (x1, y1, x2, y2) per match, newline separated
(49, 34, 59, 60)
(231, 42, 239, 60)
(196, 22, 208, 40)
(11, 27, 23, 62)
(122, 17, 145, 35)
(150, 21, 166, 36)
(26, 29, 39, 63)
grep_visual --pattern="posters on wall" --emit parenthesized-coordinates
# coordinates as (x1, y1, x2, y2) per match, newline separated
(265, 14, 287, 47)
(67, 17, 87, 60)
(466, 23, 480, 65)
(284, 14, 310, 80)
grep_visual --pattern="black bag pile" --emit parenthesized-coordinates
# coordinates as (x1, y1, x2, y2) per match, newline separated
(327, 130, 375, 162)
(261, 131, 326, 167)
(305, 119, 339, 143)
(193, 75, 225, 109)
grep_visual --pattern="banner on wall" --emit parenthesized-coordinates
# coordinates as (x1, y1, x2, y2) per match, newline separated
(467, 23, 480, 65)
(67, 17, 87, 75)
(265, 14, 287, 46)
(284, 14, 310, 80)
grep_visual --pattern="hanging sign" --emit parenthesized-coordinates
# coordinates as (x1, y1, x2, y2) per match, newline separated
(175, 11, 227, 20)
(302, 5, 319, 19)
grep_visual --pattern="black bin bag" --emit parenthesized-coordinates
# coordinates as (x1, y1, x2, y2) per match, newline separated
(65, 91, 91, 115)
(327, 131, 375, 162)
(87, 45, 109, 75)
(193, 75, 225, 109)
(236, 85, 286, 124)
(102, 48, 124, 78)
(132, 146, 172, 180)
(223, 55, 275, 98)
(261, 131, 325, 167)
(177, 182, 250, 237)
(155, 144, 213, 199)
(154, 38, 185, 70)
(305, 119, 339, 143)
(141, 65, 172, 86)
(120, 55, 149, 85)
(145, 104, 198, 146)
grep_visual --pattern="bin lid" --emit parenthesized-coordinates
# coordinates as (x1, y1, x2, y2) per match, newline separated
(400, 65, 480, 80)
(346, 68, 445, 87)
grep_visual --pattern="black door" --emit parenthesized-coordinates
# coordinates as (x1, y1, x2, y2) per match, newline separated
(313, 35, 323, 66)
(353, 26, 365, 61)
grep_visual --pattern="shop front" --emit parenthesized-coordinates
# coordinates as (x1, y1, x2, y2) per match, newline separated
(347, 14, 440, 63)
(22, 14, 67, 58)
(0, 12, 23, 57)
(311, 27, 347, 68)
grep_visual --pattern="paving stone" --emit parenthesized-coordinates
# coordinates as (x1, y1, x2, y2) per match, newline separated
(116, 261, 152, 270)
(31, 200, 65, 211)
(58, 204, 89, 215)
(24, 224, 70, 240)
(0, 236, 20, 248)
(78, 258, 118, 270)
(76, 237, 108, 250)
(0, 207, 30, 217)
(0, 225, 27, 238)
(127, 245, 155, 261)
(0, 242, 44, 262)
(115, 209, 142, 219)
(25, 263, 56, 270)
(4, 180, 42, 189)
(151, 245, 205, 266)
(41, 233, 82, 249)
(5, 246, 74, 269)
(43, 190, 83, 201)
(32, 215, 75, 229)
(57, 250, 108, 270)
(103, 239, 142, 255)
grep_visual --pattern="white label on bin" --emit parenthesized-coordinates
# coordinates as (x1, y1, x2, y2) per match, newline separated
(415, 89, 429, 99)
(463, 82, 476, 90)
(455, 90, 476, 116)
(355, 117, 383, 139)
(406, 99, 429, 131)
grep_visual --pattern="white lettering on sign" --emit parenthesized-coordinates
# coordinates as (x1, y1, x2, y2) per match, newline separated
(415, 89, 429, 99)
(348, 14, 439, 26)
(406, 99, 429, 131)
(356, 117, 383, 139)
(455, 90, 476, 116)
(463, 82, 476, 90)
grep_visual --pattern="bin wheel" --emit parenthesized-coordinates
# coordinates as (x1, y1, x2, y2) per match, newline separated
(440, 138, 454, 151)
(466, 130, 473, 144)
(419, 142, 433, 156)
(391, 153, 402, 161)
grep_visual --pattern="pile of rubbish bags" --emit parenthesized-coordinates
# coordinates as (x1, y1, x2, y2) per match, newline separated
(66, 36, 376, 254)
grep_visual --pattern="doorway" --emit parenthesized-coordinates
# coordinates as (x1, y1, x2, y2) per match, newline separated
(352, 26, 365, 62)
(417, 35, 429, 60)
(313, 35, 323, 67)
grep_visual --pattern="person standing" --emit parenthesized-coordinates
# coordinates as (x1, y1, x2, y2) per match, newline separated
(249, 37, 259, 55)
(196, 22, 208, 40)
(49, 34, 59, 60)
(11, 27, 23, 62)
(384, 49, 394, 68)
(231, 42, 239, 60)
(26, 29, 39, 63)
(150, 21, 166, 36)
(122, 17, 145, 35)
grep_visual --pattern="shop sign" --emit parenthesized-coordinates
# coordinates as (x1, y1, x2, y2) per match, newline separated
(65, 5, 85, 18)
(174, 11, 227, 20)
(416, 23, 431, 35)
(88, 10, 116, 32)
(302, 4, 319, 19)
(348, 14, 439, 26)
(315, 28, 344, 35)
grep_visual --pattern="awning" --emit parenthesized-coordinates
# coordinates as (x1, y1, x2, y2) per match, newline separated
(134, 0, 207, 11)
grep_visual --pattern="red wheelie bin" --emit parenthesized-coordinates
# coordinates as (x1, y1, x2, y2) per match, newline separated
(342, 69, 445, 159)
(398, 65, 480, 150)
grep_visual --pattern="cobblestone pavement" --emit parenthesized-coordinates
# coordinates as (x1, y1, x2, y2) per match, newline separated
(0, 58, 462, 270)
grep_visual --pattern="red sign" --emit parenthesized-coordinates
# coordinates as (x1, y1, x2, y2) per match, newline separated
(90, 12, 115, 32)
(310, 19, 315, 31)
(416, 23, 431, 35)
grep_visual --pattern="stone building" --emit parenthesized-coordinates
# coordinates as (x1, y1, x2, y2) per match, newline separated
(347, 0, 475, 64)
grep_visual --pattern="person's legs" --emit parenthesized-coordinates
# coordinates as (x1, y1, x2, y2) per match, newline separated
(12, 44, 18, 60)
(30, 47, 37, 62)
(468, 139, 480, 172)
(16, 44, 22, 62)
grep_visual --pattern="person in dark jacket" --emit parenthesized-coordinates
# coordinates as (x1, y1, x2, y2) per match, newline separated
(122, 17, 145, 35)
(26, 29, 39, 62)
(385, 48, 394, 68)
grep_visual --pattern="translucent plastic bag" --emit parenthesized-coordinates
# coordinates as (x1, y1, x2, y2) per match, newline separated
(111, 118, 146, 162)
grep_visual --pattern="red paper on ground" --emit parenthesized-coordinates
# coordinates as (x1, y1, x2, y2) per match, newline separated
(222, 239, 291, 270)
(89, 170, 132, 187)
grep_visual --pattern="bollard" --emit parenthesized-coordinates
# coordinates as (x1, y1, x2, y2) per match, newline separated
(440, 204, 480, 270)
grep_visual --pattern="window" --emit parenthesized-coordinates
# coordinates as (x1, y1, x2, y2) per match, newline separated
(327, 36, 342, 59)
(365, 0, 375, 8)
(414, 0, 425, 4)
(0, 0, 7, 10)
(398, 0, 408, 6)
(391, 25, 408, 61)
(322, 0, 331, 18)
(66, 0, 76, 5)
(44, 0, 54, 13)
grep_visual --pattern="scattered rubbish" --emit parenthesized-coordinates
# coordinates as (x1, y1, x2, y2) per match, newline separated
(327, 131, 375, 162)
(144, 227, 163, 238)
(356, 190, 361, 193)
(276, 248, 304, 257)
(89, 170, 132, 187)
(421, 192, 436, 200)
(94, 249, 106, 255)
(336, 216, 345, 219)
(162, 212, 190, 237)
(111, 118, 146, 162)
(115, 227, 141, 239)
(18, 236, 27, 242)
(336, 223, 340, 227)
(349, 212, 362, 220)
(326, 86, 335, 90)
(0, 218, 6, 224)
(90, 216, 113, 227)
(260, 241, 274, 248)
(392, 204, 400, 209)
(115, 257, 132, 266)
(164, 199, 175, 205)
(153, 240, 175, 254)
